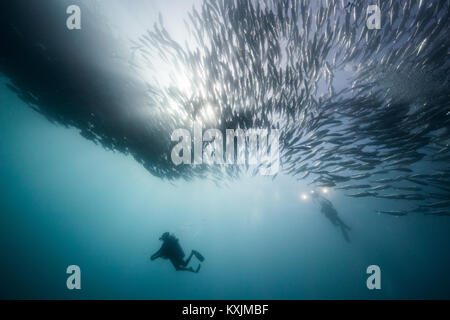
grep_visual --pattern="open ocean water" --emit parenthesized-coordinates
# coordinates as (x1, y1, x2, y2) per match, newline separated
(0, 0, 449, 300)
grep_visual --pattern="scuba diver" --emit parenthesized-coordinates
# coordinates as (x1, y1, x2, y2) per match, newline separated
(311, 190, 352, 242)
(150, 232, 205, 273)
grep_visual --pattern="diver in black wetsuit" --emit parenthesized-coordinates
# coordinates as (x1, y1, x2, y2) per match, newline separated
(311, 191, 352, 242)
(150, 232, 204, 273)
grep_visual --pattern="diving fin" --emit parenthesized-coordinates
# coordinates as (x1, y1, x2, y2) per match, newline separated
(192, 250, 205, 262)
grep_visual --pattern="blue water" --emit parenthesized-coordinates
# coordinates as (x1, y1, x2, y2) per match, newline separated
(1, 78, 450, 299)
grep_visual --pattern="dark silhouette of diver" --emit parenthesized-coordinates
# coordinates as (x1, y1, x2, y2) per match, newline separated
(311, 191, 352, 242)
(151, 232, 204, 273)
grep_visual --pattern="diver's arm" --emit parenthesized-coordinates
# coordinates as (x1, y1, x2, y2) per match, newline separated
(151, 249, 162, 261)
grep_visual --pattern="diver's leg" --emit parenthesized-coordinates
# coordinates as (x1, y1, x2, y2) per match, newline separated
(340, 224, 351, 242)
(171, 259, 199, 273)
(176, 266, 197, 273)
(180, 250, 195, 267)
(343, 222, 351, 231)
(337, 218, 351, 240)
(337, 216, 351, 231)
(171, 258, 193, 272)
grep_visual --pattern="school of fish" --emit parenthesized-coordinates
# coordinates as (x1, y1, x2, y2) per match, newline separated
(0, 0, 449, 216)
